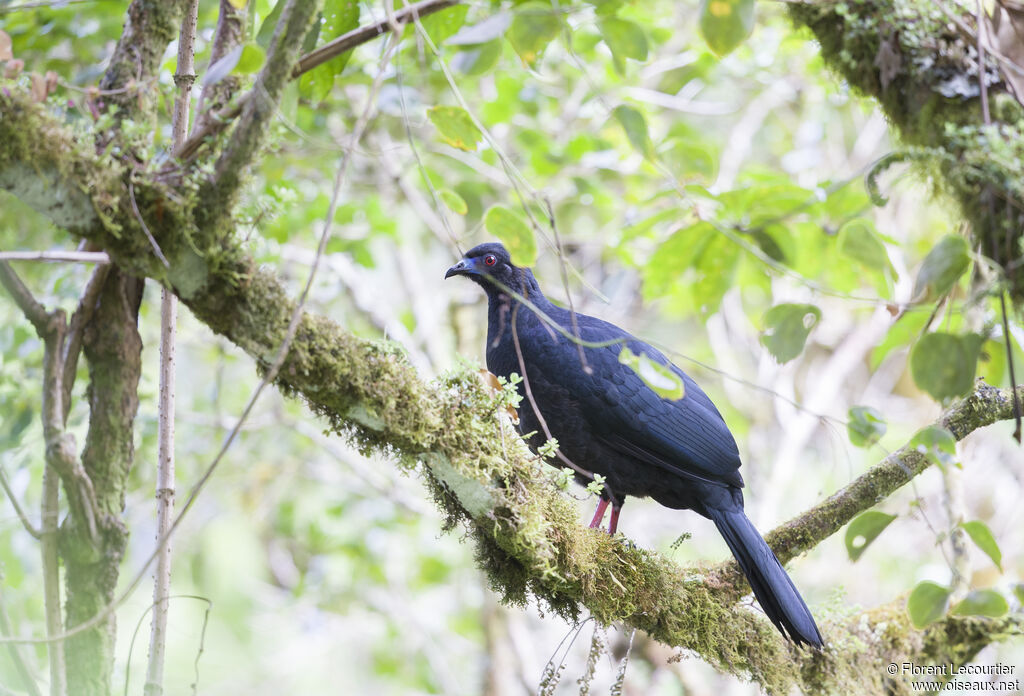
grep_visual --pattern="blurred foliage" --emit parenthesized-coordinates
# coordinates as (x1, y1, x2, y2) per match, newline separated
(2, 0, 1023, 693)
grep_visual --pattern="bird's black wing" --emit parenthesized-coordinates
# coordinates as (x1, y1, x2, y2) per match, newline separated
(525, 311, 744, 488)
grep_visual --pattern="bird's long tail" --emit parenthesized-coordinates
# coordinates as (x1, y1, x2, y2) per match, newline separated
(708, 506, 823, 647)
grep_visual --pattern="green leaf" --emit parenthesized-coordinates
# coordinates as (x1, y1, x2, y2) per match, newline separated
(837, 218, 892, 272)
(228, 0, 247, 8)
(426, 106, 483, 151)
(323, 0, 360, 41)
(483, 205, 537, 266)
(907, 581, 951, 628)
(699, 0, 755, 56)
(912, 235, 970, 303)
(847, 406, 886, 448)
(439, 189, 468, 215)
(909, 425, 957, 470)
(319, 0, 360, 73)
(1013, 583, 1024, 605)
(844, 510, 897, 561)
(506, 6, 561, 67)
(256, 1, 285, 49)
(910, 333, 983, 402)
(453, 40, 502, 76)
(951, 589, 1009, 617)
(299, 62, 334, 104)
(448, 13, 512, 45)
(760, 303, 821, 363)
(618, 346, 685, 400)
(416, 4, 469, 44)
(961, 520, 1002, 571)
(598, 17, 648, 73)
(0, 404, 33, 446)
(612, 105, 653, 159)
(235, 43, 266, 74)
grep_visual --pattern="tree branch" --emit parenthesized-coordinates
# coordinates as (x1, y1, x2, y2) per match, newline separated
(66, 268, 144, 695)
(788, 0, 1024, 299)
(190, 0, 246, 138)
(0, 584, 42, 696)
(173, 0, 458, 162)
(0, 251, 110, 263)
(706, 382, 1024, 596)
(197, 0, 320, 225)
(0, 261, 51, 333)
(97, 0, 188, 122)
(0, 464, 41, 539)
(0, 263, 75, 696)
(145, 1, 196, 691)
(292, 0, 457, 77)
(1, 66, 1021, 696)
(61, 263, 111, 420)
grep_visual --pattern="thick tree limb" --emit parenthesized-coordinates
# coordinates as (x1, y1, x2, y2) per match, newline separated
(173, 0, 459, 161)
(198, 0, 320, 227)
(788, 0, 1024, 299)
(61, 263, 111, 419)
(1, 89, 1021, 693)
(98, 0, 188, 121)
(65, 269, 144, 696)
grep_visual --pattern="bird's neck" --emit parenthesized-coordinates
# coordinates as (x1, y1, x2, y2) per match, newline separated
(483, 268, 553, 369)
(482, 268, 550, 310)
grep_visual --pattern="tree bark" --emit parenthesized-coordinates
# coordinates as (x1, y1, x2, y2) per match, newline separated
(63, 270, 143, 696)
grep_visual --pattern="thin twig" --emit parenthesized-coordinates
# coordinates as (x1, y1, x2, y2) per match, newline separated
(509, 303, 596, 482)
(291, 0, 457, 78)
(190, 0, 245, 138)
(546, 200, 590, 374)
(0, 261, 51, 332)
(144, 1, 196, 691)
(0, 251, 110, 263)
(976, 0, 1021, 441)
(40, 467, 64, 696)
(0, 0, 91, 12)
(0, 465, 42, 539)
(128, 178, 170, 269)
(0, 582, 42, 696)
(175, 0, 457, 162)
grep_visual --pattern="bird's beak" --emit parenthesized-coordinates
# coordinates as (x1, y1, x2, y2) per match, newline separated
(445, 258, 473, 279)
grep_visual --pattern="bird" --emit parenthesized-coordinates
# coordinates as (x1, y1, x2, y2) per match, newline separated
(445, 241, 823, 648)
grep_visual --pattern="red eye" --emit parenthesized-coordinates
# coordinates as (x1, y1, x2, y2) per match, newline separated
(484, 255, 497, 267)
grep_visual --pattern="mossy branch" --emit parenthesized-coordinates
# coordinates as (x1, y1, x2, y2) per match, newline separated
(768, 382, 1023, 565)
(199, 0, 320, 225)
(98, 0, 188, 122)
(1, 88, 1021, 693)
(788, 0, 1024, 299)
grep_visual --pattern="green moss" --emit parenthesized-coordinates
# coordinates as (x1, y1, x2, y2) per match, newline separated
(789, 0, 1024, 300)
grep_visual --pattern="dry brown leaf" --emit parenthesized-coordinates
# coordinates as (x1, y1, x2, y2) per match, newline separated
(478, 369, 519, 422)
(0, 30, 13, 62)
(44, 70, 58, 95)
(4, 58, 24, 80)
(987, 1, 1024, 104)
(29, 72, 46, 102)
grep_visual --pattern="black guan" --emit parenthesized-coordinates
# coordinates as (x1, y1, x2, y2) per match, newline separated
(446, 242, 823, 647)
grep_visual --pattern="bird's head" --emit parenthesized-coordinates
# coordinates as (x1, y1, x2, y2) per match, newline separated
(445, 242, 525, 296)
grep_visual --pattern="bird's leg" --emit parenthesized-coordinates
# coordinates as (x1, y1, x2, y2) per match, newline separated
(588, 498, 609, 529)
(608, 503, 622, 535)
